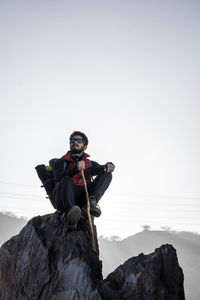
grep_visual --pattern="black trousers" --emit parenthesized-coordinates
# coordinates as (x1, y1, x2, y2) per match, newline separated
(54, 172, 112, 214)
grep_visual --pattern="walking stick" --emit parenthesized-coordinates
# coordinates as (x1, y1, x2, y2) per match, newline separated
(81, 169, 97, 252)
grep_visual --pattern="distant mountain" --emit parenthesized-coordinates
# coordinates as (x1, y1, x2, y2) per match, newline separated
(0, 211, 27, 246)
(99, 230, 200, 300)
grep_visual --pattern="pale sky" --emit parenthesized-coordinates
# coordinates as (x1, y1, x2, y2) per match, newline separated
(0, 0, 200, 237)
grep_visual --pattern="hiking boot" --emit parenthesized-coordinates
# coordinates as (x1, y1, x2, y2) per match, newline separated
(67, 205, 81, 231)
(89, 196, 101, 217)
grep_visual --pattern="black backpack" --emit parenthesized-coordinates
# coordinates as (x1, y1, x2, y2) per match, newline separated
(35, 164, 57, 209)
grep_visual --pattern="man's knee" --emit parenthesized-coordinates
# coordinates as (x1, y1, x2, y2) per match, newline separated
(95, 171, 112, 185)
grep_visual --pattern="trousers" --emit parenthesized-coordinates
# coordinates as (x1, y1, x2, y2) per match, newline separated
(54, 172, 112, 214)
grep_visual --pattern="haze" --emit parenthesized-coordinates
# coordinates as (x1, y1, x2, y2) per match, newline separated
(0, 0, 200, 237)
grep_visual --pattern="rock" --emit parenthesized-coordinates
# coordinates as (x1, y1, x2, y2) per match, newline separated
(0, 210, 102, 300)
(99, 245, 185, 300)
(0, 211, 185, 300)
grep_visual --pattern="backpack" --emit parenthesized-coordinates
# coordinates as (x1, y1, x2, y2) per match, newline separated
(35, 164, 57, 209)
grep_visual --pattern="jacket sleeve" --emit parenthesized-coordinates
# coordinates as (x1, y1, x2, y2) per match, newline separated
(90, 161, 106, 176)
(49, 158, 78, 181)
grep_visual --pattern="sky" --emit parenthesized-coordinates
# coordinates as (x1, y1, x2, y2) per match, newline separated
(0, 0, 200, 238)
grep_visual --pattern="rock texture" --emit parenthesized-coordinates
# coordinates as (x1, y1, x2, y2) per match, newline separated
(99, 245, 185, 300)
(0, 211, 185, 300)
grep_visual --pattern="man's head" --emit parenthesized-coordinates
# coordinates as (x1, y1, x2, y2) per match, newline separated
(69, 131, 88, 155)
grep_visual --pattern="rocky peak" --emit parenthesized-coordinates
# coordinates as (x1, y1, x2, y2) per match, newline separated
(0, 211, 185, 299)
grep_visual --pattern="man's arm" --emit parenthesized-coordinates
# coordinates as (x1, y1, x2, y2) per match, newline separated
(90, 161, 105, 176)
(90, 161, 115, 176)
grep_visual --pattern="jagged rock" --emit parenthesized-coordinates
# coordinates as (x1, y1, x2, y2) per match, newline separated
(0, 211, 102, 300)
(99, 244, 185, 300)
(0, 211, 185, 300)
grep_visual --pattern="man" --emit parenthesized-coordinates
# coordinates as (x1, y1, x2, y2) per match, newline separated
(50, 131, 115, 230)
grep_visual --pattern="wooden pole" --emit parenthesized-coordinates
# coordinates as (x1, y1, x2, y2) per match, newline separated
(81, 169, 97, 252)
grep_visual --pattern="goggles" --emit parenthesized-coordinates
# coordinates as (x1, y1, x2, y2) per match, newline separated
(70, 138, 84, 144)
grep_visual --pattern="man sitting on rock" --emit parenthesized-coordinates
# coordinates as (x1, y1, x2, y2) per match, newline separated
(50, 131, 115, 230)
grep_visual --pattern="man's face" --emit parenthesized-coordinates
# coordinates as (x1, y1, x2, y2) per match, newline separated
(70, 135, 87, 154)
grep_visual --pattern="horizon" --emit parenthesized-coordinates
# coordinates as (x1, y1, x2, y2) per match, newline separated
(1, 209, 200, 241)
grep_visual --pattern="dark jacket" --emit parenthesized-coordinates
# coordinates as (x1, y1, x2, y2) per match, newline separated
(50, 151, 106, 187)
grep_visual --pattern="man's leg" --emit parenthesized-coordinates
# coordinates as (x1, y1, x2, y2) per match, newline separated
(86, 172, 112, 217)
(55, 175, 83, 230)
(55, 175, 78, 214)
(88, 172, 112, 202)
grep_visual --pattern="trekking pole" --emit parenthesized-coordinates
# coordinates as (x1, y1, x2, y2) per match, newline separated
(81, 169, 97, 252)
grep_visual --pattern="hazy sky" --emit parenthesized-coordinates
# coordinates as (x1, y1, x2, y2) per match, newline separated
(0, 0, 200, 237)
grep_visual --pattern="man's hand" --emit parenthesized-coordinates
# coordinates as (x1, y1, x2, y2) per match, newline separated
(106, 162, 115, 173)
(77, 160, 85, 170)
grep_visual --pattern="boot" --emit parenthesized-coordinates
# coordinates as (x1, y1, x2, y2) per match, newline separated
(89, 196, 101, 217)
(67, 205, 81, 231)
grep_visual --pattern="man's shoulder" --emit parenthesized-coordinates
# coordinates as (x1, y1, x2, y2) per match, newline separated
(62, 151, 72, 161)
